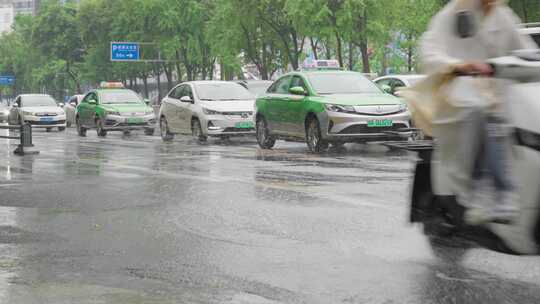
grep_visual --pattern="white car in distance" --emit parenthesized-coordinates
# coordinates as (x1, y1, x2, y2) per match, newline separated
(8, 94, 67, 132)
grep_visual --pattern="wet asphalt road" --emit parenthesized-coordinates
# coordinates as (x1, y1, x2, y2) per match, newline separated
(0, 127, 540, 304)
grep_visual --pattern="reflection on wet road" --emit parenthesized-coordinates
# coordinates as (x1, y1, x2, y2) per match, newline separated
(0, 129, 539, 303)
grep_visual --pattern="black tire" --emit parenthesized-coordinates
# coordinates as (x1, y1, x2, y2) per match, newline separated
(256, 117, 276, 149)
(427, 234, 469, 263)
(58, 127, 66, 132)
(144, 128, 155, 136)
(191, 119, 207, 143)
(160, 117, 174, 141)
(305, 116, 328, 153)
(96, 118, 107, 137)
(76, 117, 86, 137)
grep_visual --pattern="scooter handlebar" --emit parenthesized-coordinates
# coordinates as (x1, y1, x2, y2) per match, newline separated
(488, 50, 540, 82)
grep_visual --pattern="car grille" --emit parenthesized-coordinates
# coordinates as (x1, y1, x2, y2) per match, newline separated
(338, 123, 407, 134)
(28, 120, 65, 126)
(223, 127, 255, 133)
(35, 113, 58, 117)
(353, 105, 403, 116)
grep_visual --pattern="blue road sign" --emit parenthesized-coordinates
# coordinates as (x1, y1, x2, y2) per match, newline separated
(111, 42, 140, 61)
(0, 75, 15, 86)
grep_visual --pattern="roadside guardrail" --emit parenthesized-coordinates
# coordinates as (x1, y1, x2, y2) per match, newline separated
(0, 123, 39, 155)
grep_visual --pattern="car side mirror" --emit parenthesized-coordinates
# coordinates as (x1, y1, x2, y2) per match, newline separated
(380, 84, 393, 94)
(58, 102, 65, 108)
(180, 96, 193, 103)
(70, 101, 77, 107)
(12, 103, 18, 108)
(144, 98, 150, 105)
(88, 99, 97, 105)
(289, 86, 306, 96)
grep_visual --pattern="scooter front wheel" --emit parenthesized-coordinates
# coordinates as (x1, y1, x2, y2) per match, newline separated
(423, 217, 470, 263)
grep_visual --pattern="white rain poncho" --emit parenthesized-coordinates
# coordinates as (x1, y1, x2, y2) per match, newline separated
(403, 0, 536, 200)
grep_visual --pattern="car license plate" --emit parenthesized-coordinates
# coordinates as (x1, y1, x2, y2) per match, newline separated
(235, 121, 254, 129)
(367, 119, 393, 127)
(127, 117, 144, 124)
(40, 117, 54, 122)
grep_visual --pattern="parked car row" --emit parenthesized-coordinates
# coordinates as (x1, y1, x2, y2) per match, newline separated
(157, 60, 413, 153)
(3, 60, 418, 153)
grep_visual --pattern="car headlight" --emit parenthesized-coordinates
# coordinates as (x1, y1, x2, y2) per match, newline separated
(203, 108, 221, 115)
(398, 103, 408, 113)
(22, 111, 34, 116)
(107, 111, 121, 116)
(324, 104, 356, 113)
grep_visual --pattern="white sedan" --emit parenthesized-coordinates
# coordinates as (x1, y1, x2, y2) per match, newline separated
(373, 74, 426, 96)
(8, 94, 67, 132)
(159, 81, 256, 142)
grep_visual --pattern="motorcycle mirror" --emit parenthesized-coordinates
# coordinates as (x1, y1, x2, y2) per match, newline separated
(455, 10, 476, 39)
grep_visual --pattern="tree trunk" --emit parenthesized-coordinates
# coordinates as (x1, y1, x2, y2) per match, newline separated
(309, 37, 319, 60)
(335, 31, 343, 68)
(142, 77, 149, 98)
(175, 51, 183, 82)
(348, 42, 354, 70)
(324, 41, 332, 59)
(154, 64, 162, 101)
(359, 40, 370, 73)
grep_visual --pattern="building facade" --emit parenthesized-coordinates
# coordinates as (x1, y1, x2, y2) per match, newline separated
(0, 4, 13, 33)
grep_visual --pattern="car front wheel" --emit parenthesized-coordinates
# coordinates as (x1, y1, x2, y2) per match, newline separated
(305, 116, 328, 153)
(191, 119, 207, 143)
(160, 117, 174, 142)
(76, 117, 86, 137)
(256, 117, 276, 149)
(96, 118, 107, 137)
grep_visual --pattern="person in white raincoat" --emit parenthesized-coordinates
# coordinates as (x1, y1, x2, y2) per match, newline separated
(419, 0, 537, 222)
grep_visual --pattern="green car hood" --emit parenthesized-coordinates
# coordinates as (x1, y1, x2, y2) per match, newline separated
(102, 103, 151, 113)
(317, 93, 403, 106)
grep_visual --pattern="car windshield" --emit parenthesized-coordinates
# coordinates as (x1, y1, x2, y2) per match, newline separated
(195, 83, 254, 101)
(100, 90, 142, 104)
(246, 82, 273, 96)
(307, 73, 383, 95)
(21, 95, 57, 107)
(532, 33, 540, 47)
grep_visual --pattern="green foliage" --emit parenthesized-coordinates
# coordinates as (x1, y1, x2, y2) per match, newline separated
(0, 0, 537, 98)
